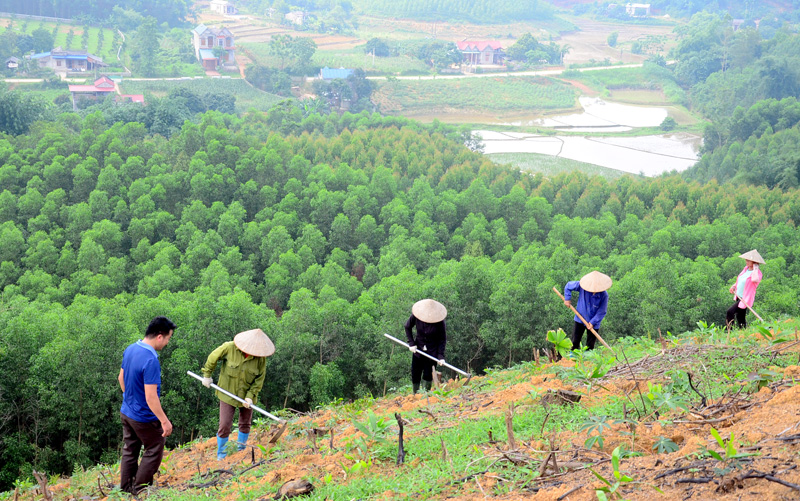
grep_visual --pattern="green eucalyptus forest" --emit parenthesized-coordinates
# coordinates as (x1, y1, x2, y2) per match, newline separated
(2, 1, 800, 494)
(2, 106, 800, 489)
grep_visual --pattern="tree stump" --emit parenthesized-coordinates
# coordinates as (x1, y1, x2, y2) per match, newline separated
(541, 389, 582, 406)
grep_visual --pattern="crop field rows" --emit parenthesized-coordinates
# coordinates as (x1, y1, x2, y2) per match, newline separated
(0, 17, 118, 63)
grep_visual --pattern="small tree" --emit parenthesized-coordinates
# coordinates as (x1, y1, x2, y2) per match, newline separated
(660, 117, 677, 131)
(607, 31, 618, 47)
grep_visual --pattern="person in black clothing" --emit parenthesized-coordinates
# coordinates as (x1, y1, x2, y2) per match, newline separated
(404, 299, 447, 394)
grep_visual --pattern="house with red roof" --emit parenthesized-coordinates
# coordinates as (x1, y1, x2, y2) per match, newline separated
(456, 41, 505, 65)
(68, 76, 144, 110)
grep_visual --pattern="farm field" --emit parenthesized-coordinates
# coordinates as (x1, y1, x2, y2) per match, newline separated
(118, 78, 283, 112)
(373, 76, 578, 116)
(557, 16, 678, 65)
(0, 17, 118, 64)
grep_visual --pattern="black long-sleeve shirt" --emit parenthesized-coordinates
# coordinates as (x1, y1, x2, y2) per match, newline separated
(404, 314, 446, 359)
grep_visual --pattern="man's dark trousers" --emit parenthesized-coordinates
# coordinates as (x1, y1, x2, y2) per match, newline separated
(120, 413, 165, 494)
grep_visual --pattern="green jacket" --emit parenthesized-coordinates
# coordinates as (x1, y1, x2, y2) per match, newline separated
(202, 341, 266, 408)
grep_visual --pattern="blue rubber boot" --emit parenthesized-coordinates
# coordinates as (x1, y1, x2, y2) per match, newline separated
(216, 435, 229, 460)
(237, 432, 250, 451)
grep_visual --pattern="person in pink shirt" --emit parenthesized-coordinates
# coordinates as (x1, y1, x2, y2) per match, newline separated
(726, 249, 764, 329)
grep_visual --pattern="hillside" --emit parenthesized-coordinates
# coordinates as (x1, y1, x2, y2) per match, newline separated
(12, 320, 800, 500)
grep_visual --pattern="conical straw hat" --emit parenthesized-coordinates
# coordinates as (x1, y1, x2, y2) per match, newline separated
(412, 299, 447, 323)
(739, 249, 765, 264)
(579, 271, 613, 293)
(233, 329, 275, 357)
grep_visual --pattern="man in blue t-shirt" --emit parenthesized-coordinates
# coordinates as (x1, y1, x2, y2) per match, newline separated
(118, 316, 176, 494)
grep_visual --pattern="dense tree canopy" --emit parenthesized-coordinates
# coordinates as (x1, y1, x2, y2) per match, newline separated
(1, 106, 799, 488)
(3, 0, 191, 26)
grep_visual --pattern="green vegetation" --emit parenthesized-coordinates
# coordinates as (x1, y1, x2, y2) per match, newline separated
(374, 76, 577, 114)
(118, 79, 283, 113)
(487, 152, 632, 180)
(565, 63, 687, 106)
(3, 0, 191, 26)
(310, 49, 430, 75)
(7, 320, 799, 499)
(671, 12, 800, 187)
(1, 104, 800, 488)
(349, 0, 554, 23)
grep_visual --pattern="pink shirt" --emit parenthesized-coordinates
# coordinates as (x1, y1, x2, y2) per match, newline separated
(734, 266, 762, 308)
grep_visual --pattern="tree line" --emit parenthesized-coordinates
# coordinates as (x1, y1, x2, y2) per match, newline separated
(671, 12, 800, 188)
(1, 107, 799, 488)
(349, 0, 553, 24)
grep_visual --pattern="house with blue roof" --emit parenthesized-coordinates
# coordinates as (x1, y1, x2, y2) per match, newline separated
(192, 24, 236, 71)
(27, 47, 107, 75)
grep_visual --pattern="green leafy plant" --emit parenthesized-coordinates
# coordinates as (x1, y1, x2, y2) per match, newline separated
(652, 436, 679, 454)
(580, 415, 612, 450)
(590, 446, 634, 500)
(339, 457, 372, 477)
(702, 428, 757, 474)
(646, 382, 689, 413)
(756, 325, 789, 344)
(748, 368, 782, 390)
(547, 328, 573, 358)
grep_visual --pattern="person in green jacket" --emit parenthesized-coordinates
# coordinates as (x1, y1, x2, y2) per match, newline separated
(201, 329, 274, 460)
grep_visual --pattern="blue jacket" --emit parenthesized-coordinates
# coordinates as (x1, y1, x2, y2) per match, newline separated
(564, 281, 609, 328)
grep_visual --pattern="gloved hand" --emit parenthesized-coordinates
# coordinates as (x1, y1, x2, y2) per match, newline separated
(438, 358, 445, 366)
(244, 397, 252, 409)
(202, 377, 213, 388)
(409, 345, 417, 353)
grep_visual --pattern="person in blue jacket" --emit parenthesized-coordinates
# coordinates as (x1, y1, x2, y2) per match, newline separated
(563, 271, 612, 350)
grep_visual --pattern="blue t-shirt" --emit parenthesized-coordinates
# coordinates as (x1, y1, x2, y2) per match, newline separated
(120, 340, 161, 423)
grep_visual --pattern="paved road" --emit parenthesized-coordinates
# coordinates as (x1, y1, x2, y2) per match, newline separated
(365, 62, 649, 81)
(5, 61, 661, 85)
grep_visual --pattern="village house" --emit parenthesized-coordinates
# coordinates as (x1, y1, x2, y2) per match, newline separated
(210, 0, 238, 15)
(456, 41, 505, 66)
(27, 47, 107, 75)
(67, 76, 144, 111)
(5, 56, 19, 69)
(625, 3, 651, 17)
(284, 11, 308, 26)
(192, 24, 236, 70)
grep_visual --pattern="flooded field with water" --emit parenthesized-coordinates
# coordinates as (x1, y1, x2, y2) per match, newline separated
(477, 130, 701, 176)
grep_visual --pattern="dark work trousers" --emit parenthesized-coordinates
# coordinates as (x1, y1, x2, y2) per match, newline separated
(411, 352, 436, 385)
(571, 321, 599, 350)
(217, 400, 253, 438)
(726, 302, 747, 329)
(120, 413, 165, 494)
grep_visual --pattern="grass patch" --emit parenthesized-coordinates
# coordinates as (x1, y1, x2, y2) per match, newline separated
(487, 152, 634, 179)
(313, 49, 430, 76)
(118, 78, 284, 112)
(374, 76, 577, 114)
(566, 64, 687, 107)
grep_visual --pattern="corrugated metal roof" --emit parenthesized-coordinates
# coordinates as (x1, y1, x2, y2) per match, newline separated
(320, 67, 354, 79)
(456, 41, 503, 52)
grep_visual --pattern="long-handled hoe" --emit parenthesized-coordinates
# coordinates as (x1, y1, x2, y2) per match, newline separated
(187, 371, 288, 442)
(552, 287, 649, 417)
